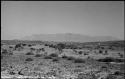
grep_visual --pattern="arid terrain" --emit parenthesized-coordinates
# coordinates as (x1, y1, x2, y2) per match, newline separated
(1, 40, 125, 79)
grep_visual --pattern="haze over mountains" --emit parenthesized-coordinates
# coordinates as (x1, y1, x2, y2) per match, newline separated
(20, 33, 119, 42)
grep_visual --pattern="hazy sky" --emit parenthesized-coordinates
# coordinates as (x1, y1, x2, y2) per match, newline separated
(1, 1, 124, 40)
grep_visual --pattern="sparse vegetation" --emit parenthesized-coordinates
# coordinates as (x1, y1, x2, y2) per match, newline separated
(97, 57, 125, 63)
(49, 53, 58, 57)
(61, 55, 68, 59)
(106, 74, 117, 79)
(1, 40, 124, 79)
(44, 56, 53, 59)
(52, 58, 59, 62)
(66, 56, 75, 60)
(25, 58, 33, 61)
(35, 54, 43, 57)
(26, 52, 34, 55)
(74, 58, 85, 63)
(78, 51, 83, 54)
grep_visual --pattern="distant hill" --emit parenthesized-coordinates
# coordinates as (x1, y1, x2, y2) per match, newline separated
(20, 33, 119, 42)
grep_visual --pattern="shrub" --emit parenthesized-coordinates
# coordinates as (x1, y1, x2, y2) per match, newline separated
(52, 58, 59, 62)
(41, 48, 45, 51)
(2, 49, 8, 54)
(78, 51, 83, 54)
(77, 73, 97, 79)
(97, 57, 114, 62)
(61, 55, 68, 59)
(74, 58, 85, 63)
(22, 44, 26, 46)
(9, 52, 13, 55)
(25, 52, 34, 55)
(84, 53, 88, 55)
(119, 54, 123, 58)
(74, 69, 83, 73)
(44, 44, 48, 46)
(28, 44, 32, 47)
(49, 53, 58, 57)
(8, 71, 16, 75)
(99, 50, 103, 54)
(57, 43, 65, 49)
(106, 74, 117, 79)
(97, 57, 125, 63)
(114, 71, 123, 75)
(67, 56, 75, 60)
(114, 58, 125, 63)
(46, 71, 57, 77)
(25, 58, 33, 61)
(35, 54, 42, 57)
(44, 56, 52, 59)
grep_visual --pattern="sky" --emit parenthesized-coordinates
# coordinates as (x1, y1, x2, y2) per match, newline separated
(1, 1, 124, 40)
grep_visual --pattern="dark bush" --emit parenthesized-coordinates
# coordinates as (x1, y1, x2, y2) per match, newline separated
(78, 51, 83, 54)
(41, 48, 45, 51)
(57, 43, 65, 49)
(44, 44, 48, 46)
(67, 56, 75, 60)
(9, 71, 16, 75)
(28, 44, 32, 47)
(114, 58, 125, 63)
(44, 56, 52, 59)
(22, 44, 27, 46)
(101, 66, 107, 69)
(25, 58, 33, 61)
(25, 52, 34, 55)
(99, 50, 103, 54)
(35, 54, 42, 57)
(74, 58, 85, 63)
(77, 73, 97, 79)
(61, 55, 68, 59)
(97, 57, 113, 62)
(119, 54, 123, 58)
(52, 58, 59, 62)
(9, 52, 13, 55)
(46, 71, 57, 77)
(114, 71, 123, 75)
(2, 49, 8, 54)
(49, 53, 58, 57)
(106, 74, 117, 79)
(97, 57, 124, 63)
(84, 53, 88, 55)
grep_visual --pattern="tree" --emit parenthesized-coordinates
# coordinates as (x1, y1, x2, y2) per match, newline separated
(56, 43, 65, 54)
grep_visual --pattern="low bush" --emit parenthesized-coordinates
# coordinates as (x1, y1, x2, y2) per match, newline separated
(106, 74, 117, 79)
(99, 50, 103, 54)
(67, 56, 75, 60)
(61, 55, 68, 59)
(114, 71, 123, 75)
(77, 73, 97, 79)
(35, 54, 42, 57)
(25, 58, 33, 61)
(49, 53, 58, 57)
(44, 56, 52, 59)
(52, 58, 59, 62)
(74, 58, 85, 63)
(78, 51, 83, 54)
(2, 49, 8, 54)
(25, 52, 34, 55)
(97, 57, 124, 63)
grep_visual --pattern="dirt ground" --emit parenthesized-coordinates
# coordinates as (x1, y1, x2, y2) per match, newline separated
(1, 41, 125, 79)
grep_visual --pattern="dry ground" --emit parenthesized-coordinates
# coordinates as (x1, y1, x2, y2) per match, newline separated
(1, 42, 124, 79)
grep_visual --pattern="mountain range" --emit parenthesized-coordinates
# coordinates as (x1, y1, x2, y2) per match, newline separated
(20, 33, 119, 42)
